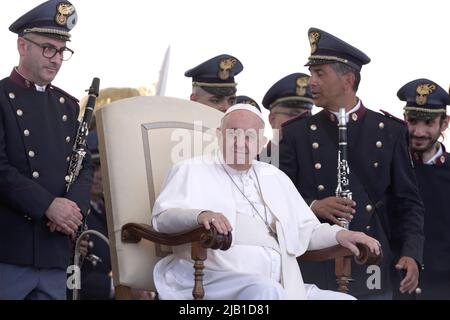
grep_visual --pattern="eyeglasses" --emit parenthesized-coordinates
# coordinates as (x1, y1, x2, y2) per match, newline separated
(23, 37, 74, 61)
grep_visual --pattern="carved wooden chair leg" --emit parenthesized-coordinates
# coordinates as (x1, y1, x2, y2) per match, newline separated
(191, 241, 207, 300)
(335, 256, 352, 293)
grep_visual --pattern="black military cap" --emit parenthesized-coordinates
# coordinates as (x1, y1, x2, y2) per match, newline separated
(235, 95, 261, 112)
(305, 27, 370, 72)
(262, 73, 314, 110)
(9, 0, 77, 41)
(185, 54, 243, 97)
(398, 78, 450, 120)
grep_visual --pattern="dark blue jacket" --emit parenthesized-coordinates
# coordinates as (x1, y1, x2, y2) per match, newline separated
(413, 147, 450, 299)
(0, 69, 93, 270)
(280, 104, 425, 297)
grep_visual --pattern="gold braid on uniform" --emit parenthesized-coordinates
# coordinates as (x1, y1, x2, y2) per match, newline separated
(24, 27, 71, 39)
(192, 81, 237, 88)
(308, 55, 348, 64)
(404, 106, 446, 113)
(270, 96, 314, 109)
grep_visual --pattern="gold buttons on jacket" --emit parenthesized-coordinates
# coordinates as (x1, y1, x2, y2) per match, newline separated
(65, 175, 71, 183)
(9, 92, 15, 99)
(66, 156, 71, 162)
(62, 115, 68, 122)
(17, 109, 24, 117)
(66, 136, 71, 143)
(310, 124, 317, 131)
(32, 171, 40, 179)
(318, 185, 325, 192)
(24, 130, 30, 137)
(365, 205, 373, 213)
(315, 163, 322, 170)
(59, 97, 65, 104)
(379, 122, 385, 129)
(312, 142, 319, 149)
(376, 141, 383, 148)
(373, 162, 379, 168)
(28, 151, 35, 158)
(366, 225, 371, 231)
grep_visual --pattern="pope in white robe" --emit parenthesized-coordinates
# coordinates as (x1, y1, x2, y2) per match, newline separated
(151, 104, 381, 300)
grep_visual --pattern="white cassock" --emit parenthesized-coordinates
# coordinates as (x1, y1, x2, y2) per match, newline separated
(152, 153, 354, 300)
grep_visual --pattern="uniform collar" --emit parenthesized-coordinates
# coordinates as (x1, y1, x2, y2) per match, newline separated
(413, 143, 449, 166)
(325, 99, 366, 124)
(10, 67, 48, 91)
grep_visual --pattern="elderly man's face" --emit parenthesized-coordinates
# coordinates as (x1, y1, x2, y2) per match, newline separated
(218, 110, 266, 168)
(18, 34, 67, 85)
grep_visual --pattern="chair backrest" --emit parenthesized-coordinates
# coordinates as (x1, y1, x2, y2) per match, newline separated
(96, 96, 222, 291)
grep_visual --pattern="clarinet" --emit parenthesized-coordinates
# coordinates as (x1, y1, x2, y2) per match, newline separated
(66, 77, 100, 239)
(336, 107, 352, 229)
(335, 107, 354, 293)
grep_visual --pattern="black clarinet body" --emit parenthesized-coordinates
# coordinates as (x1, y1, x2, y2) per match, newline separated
(66, 77, 100, 239)
(336, 107, 352, 229)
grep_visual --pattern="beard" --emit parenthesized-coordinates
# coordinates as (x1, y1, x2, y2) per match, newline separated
(410, 135, 439, 154)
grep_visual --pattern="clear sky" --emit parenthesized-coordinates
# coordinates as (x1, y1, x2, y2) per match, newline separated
(1, 0, 449, 144)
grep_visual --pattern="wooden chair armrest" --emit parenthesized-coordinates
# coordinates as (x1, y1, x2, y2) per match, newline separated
(121, 223, 232, 250)
(121, 223, 232, 300)
(298, 243, 382, 265)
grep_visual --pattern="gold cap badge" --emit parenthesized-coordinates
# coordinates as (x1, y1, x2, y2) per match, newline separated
(55, 3, 75, 27)
(218, 58, 237, 80)
(416, 83, 436, 106)
(309, 31, 320, 54)
(296, 76, 309, 96)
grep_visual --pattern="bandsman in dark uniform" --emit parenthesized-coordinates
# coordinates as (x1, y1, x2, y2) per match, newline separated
(279, 28, 425, 299)
(398, 79, 450, 299)
(260, 73, 314, 165)
(185, 54, 243, 112)
(0, 0, 93, 300)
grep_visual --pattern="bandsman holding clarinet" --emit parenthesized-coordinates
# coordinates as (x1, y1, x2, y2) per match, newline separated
(0, 0, 93, 300)
(279, 27, 425, 300)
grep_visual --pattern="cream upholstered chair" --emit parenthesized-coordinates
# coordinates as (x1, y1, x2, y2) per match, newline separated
(96, 96, 381, 299)
(96, 96, 231, 300)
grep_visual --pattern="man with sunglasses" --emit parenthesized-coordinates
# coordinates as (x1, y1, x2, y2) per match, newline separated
(0, 0, 93, 300)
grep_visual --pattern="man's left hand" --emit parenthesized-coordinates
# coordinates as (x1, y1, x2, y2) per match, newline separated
(396, 256, 419, 294)
(336, 230, 381, 257)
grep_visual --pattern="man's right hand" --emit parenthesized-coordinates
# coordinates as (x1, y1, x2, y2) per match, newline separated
(310, 196, 356, 225)
(45, 197, 83, 236)
(197, 211, 232, 235)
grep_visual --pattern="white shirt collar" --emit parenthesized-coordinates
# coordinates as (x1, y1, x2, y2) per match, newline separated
(331, 99, 361, 123)
(425, 143, 443, 165)
(34, 84, 47, 92)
